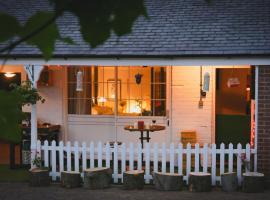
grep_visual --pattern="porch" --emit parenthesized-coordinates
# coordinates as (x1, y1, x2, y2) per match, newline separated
(0, 65, 255, 147)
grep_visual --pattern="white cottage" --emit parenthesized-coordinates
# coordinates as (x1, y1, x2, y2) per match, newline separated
(0, 0, 270, 185)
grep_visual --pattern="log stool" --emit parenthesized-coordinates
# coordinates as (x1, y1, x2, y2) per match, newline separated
(29, 168, 50, 187)
(123, 170, 144, 190)
(221, 172, 238, 192)
(83, 167, 112, 189)
(242, 172, 264, 193)
(153, 172, 184, 191)
(189, 172, 211, 192)
(61, 171, 81, 188)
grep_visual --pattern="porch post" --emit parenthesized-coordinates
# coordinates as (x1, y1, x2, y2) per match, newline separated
(24, 65, 43, 168)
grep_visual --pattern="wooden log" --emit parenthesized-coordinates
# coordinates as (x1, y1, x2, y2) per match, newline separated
(221, 172, 238, 192)
(242, 172, 264, 193)
(29, 168, 50, 187)
(123, 170, 144, 190)
(83, 167, 112, 189)
(153, 172, 184, 191)
(189, 172, 211, 192)
(61, 171, 81, 188)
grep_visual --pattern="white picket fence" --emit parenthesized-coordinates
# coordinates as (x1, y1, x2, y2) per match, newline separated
(36, 140, 256, 186)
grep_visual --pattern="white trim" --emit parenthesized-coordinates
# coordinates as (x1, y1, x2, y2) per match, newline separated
(254, 66, 259, 172)
(2, 57, 270, 66)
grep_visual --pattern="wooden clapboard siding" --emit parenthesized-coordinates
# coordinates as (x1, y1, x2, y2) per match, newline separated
(171, 67, 214, 145)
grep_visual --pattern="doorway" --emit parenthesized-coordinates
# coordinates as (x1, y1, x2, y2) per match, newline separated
(215, 67, 254, 147)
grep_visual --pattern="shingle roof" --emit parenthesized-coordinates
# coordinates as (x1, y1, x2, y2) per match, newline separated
(0, 0, 270, 58)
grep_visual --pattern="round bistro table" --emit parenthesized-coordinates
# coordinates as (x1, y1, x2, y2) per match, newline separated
(124, 125, 165, 148)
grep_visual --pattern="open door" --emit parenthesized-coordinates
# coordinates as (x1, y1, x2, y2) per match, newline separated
(215, 67, 254, 147)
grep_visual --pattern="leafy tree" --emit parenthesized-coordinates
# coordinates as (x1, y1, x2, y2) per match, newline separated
(0, 0, 147, 143)
(0, 0, 147, 60)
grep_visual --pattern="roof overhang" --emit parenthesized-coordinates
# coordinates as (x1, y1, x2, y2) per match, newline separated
(1, 55, 270, 66)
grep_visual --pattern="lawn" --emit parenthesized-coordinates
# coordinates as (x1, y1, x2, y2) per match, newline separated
(0, 165, 29, 182)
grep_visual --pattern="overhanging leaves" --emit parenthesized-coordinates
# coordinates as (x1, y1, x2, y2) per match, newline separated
(0, 90, 22, 143)
(0, 13, 21, 42)
(19, 11, 60, 60)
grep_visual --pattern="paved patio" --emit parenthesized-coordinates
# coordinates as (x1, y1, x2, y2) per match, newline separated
(0, 183, 269, 200)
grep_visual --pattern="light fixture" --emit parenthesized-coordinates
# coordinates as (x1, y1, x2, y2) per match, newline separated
(4, 72, 16, 78)
(76, 70, 83, 91)
(203, 72, 210, 92)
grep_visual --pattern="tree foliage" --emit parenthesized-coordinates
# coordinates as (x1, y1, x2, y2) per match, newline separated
(0, 0, 147, 60)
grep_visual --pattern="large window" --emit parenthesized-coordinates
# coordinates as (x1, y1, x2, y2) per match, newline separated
(67, 66, 166, 116)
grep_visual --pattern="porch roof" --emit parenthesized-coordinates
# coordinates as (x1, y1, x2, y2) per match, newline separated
(0, 0, 270, 58)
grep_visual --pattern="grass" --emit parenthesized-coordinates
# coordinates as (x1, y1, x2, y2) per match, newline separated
(0, 165, 29, 182)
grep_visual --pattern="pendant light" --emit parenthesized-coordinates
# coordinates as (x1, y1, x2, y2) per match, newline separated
(76, 69, 83, 91)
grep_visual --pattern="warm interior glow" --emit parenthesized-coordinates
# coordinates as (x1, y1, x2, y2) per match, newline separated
(4, 72, 16, 78)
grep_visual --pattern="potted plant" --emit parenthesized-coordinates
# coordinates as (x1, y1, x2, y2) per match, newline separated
(29, 152, 50, 186)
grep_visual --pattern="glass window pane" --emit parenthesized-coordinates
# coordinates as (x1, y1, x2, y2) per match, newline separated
(151, 83, 166, 99)
(152, 100, 166, 116)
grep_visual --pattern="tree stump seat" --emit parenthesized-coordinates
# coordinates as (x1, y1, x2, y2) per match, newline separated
(189, 172, 211, 192)
(83, 167, 112, 189)
(153, 172, 184, 191)
(29, 168, 50, 187)
(123, 170, 144, 190)
(61, 171, 81, 188)
(242, 172, 264, 193)
(221, 172, 238, 192)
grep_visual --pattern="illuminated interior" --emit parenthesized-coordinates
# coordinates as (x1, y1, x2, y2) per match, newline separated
(67, 66, 166, 116)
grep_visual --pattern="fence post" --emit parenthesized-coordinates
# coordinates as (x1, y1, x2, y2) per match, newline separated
(59, 141, 64, 175)
(137, 143, 142, 171)
(237, 143, 242, 185)
(170, 143, 175, 174)
(121, 143, 126, 182)
(82, 142, 87, 172)
(97, 142, 102, 168)
(74, 141, 79, 173)
(162, 143, 166, 173)
(51, 140, 57, 180)
(186, 143, 191, 184)
(153, 143, 158, 173)
(178, 143, 183, 175)
(228, 143, 233, 173)
(105, 142, 110, 168)
(90, 142, 94, 169)
(113, 142, 118, 183)
(66, 141, 71, 172)
(245, 143, 251, 172)
(145, 143, 151, 183)
(44, 140, 49, 168)
(202, 143, 208, 173)
(220, 143, 225, 177)
(129, 143, 134, 171)
(195, 143, 200, 173)
(211, 143, 216, 185)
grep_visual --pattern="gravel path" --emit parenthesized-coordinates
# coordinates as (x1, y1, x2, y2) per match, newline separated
(0, 183, 269, 200)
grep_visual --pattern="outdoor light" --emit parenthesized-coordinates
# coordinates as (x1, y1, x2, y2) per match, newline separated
(203, 72, 210, 92)
(4, 72, 16, 78)
(76, 70, 83, 91)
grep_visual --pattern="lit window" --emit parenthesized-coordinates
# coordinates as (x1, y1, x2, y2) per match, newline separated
(67, 66, 166, 116)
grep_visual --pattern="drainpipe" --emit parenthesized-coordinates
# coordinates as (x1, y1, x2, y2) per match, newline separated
(24, 65, 43, 168)
(254, 66, 259, 172)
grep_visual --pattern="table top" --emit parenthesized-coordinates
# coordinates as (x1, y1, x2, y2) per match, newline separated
(124, 125, 165, 132)
(21, 124, 60, 133)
